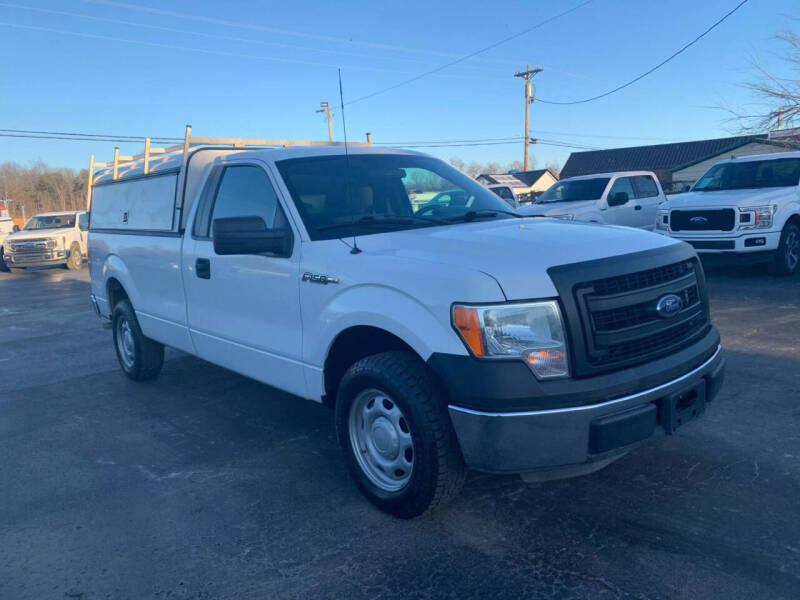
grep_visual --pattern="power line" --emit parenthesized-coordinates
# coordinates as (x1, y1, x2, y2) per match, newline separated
(0, 22, 501, 81)
(0, 2, 512, 75)
(81, 0, 517, 65)
(0, 130, 602, 151)
(343, 0, 596, 106)
(0, 128, 181, 141)
(537, 0, 750, 105)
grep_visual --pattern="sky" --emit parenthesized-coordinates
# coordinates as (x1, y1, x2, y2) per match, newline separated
(0, 0, 796, 171)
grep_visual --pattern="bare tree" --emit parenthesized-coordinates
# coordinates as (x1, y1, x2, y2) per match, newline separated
(724, 30, 800, 132)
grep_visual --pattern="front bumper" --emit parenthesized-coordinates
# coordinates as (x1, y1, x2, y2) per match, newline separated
(656, 229, 781, 254)
(5, 249, 67, 266)
(447, 346, 724, 474)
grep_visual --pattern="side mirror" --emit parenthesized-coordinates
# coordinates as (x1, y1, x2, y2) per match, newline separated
(682, 184, 691, 193)
(212, 216, 292, 257)
(608, 191, 629, 207)
(12, 225, 19, 233)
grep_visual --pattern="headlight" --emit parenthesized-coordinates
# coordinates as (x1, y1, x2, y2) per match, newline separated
(739, 205, 775, 230)
(656, 210, 669, 230)
(452, 301, 569, 379)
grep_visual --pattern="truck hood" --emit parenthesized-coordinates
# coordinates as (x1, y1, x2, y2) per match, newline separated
(666, 187, 794, 209)
(355, 218, 679, 300)
(518, 200, 598, 216)
(4, 230, 63, 242)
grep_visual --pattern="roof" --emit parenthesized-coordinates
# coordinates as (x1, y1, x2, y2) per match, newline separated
(558, 170, 659, 181)
(31, 211, 85, 217)
(560, 134, 770, 179)
(713, 149, 800, 164)
(477, 168, 556, 187)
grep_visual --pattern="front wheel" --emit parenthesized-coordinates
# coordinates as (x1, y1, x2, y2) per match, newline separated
(65, 243, 83, 270)
(0, 247, 9, 272)
(335, 352, 466, 518)
(770, 222, 800, 276)
(112, 299, 164, 381)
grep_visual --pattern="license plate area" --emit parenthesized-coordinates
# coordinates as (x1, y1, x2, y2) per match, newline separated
(659, 381, 706, 434)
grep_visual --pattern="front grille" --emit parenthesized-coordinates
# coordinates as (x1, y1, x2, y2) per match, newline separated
(590, 261, 692, 296)
(11, 239, 51, 255)
(670, 209, 735, 232)
(574, 259, 709, 372)
(592, 285, 699, 332)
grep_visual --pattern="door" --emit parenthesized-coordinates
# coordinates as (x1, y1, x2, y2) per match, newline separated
(631, 175, 662, 229)
(604, 176, 637, 226)
(182, 162, 306, 397)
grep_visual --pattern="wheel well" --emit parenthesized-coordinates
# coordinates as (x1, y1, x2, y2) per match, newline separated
(106, 278, 129, 310)
(786, 213, 800, 228)
(323, 326, 418, 407)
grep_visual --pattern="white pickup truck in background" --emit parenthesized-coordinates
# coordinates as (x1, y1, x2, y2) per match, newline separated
(88, 136, 725, 518)
(656, 151, 800, 275)
(2, 211, 89, 271)
(518, 171, 666, 229)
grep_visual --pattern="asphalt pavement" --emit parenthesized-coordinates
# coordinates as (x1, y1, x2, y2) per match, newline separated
(0, 264, 798, 599)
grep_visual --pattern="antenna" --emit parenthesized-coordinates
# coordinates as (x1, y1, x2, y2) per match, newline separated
(338, 68, 361, 254)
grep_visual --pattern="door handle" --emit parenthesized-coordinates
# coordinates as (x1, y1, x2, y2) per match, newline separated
(634, 205, 642, 210)
(196, 258, 210, 279)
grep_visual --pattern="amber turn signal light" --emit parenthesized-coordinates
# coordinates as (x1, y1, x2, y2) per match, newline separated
(453, 306, 485, 357)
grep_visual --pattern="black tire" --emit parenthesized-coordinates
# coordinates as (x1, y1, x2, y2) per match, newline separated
(769, 222, 800, 276)
(0, 247, 9, 272)
(335, 351, 466, 518)
(111, 298, 164, 381)
(65, 243, 83, 270)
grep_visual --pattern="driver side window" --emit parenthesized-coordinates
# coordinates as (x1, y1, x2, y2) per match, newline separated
(203, 165, 289, 238)
(607, 177, 635, 204)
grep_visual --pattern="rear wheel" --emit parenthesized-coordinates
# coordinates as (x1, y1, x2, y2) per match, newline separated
(770, 222, 800, 276)
(335, 351, 466, 518)
(65, 243, 83, 270)
(112, 299, 164, 381)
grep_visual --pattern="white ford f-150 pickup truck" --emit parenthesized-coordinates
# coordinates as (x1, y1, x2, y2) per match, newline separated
(518, 171, 666, 229)
(88, 139, 725, 517)
(656, 151, 800, 275)
(2, 210, 89, 271)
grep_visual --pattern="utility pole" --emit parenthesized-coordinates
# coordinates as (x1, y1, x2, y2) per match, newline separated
(514, 64, 542, 171)
(316, 101, 333, 142)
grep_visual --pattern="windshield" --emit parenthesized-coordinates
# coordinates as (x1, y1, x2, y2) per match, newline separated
(276, 154, 514, 240)
(537, 178, 610, 203)
(23, 214, 76, 230)
(693, 158, 800, 191)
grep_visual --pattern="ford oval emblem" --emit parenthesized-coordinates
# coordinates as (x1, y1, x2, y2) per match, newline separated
(689, 216, 708, 226)
(656, 294, 683, 318)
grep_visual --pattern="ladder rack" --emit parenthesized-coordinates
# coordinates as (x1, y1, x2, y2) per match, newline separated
(86, 125, 373, 208)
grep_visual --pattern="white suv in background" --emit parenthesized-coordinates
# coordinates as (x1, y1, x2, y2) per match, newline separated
(518, 171, 666, 229)
(656, 152, 800, 275)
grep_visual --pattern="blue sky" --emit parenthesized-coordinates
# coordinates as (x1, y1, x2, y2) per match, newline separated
(0, 0, 795, 171)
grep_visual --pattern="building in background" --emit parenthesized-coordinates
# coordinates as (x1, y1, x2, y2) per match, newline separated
(476, 168, 558, 202)
(560, 132, 800, 193)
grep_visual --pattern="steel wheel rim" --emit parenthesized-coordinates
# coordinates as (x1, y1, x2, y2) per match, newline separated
(785, 230, 799, 270)
(348, 388, 414, 492)
(116, 317, 136, 369)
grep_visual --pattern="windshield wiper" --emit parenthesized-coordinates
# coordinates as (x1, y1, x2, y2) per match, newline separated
(318, 214, 446, 231)
(446, 209, 523, 223)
